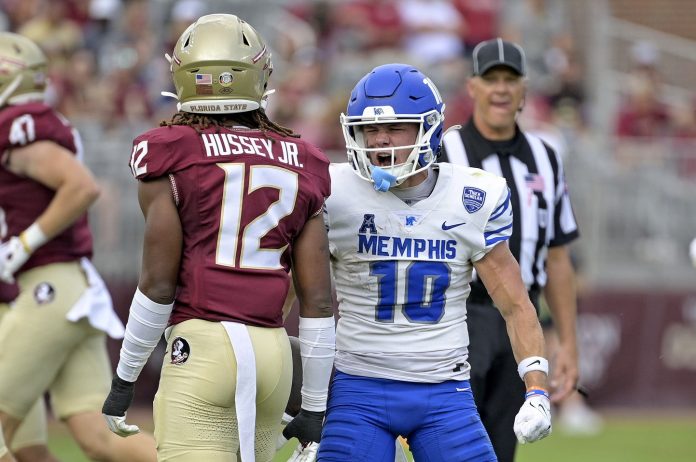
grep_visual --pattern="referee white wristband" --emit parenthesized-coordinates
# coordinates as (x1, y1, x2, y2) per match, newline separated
(517, 356, 549, 381)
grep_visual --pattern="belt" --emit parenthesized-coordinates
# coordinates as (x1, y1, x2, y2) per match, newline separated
(468, 281, 540, 312)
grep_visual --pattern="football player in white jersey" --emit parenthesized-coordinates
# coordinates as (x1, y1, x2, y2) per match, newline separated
(317, 64, 552, 462)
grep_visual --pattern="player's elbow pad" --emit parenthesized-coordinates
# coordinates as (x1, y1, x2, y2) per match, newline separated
(116, 288, 173, 382)
(298, 316, 336, 412)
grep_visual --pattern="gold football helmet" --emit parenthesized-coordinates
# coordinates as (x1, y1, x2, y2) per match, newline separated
(0, 32, 47, 107)
(166, 14, 273, 114)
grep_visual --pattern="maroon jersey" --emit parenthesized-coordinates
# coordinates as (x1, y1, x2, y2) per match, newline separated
(0, 281, 19, 304)
(130, 124, 330, 328)
(0, 103, 93, 273)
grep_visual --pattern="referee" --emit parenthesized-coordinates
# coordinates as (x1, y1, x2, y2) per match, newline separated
(443, 38, 580, 462)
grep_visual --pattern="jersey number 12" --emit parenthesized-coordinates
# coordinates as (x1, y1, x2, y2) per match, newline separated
(216, 163, 298, 270)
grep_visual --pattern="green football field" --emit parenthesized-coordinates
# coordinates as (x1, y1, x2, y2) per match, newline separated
(45, 411, 696, 461)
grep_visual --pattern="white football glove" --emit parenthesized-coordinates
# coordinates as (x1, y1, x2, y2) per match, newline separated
(287, 441, 318, 462)
(513, 394, 552, 444)
(103, 413, 141, 437)
(0, 237, 30, 283)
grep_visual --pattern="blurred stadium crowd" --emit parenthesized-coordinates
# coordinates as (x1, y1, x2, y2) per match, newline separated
(2, 0, 695, 162)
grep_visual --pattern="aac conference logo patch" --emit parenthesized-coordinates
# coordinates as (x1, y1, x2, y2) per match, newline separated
(170, 337, 190, 365)
(462, 187, 486, 213)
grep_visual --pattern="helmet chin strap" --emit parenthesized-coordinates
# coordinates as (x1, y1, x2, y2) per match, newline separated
(260, 89, 275, 110)
(442, 124, 463, 138)
(160, 91, 182, 112)
(161, 54, 181, 109)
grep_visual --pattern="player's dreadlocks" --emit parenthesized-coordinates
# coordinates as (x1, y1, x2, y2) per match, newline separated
(160, 109, 299, 138)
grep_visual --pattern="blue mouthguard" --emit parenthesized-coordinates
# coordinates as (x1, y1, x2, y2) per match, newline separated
(371, 167, 397, 192)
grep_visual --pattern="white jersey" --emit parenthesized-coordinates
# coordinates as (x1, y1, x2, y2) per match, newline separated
(325, 163, 512, 382)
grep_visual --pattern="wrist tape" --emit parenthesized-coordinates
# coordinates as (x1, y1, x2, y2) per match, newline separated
(517, 356, 549, 380)
(299, 316, 335, 412)
(19, 223, 48, 253)
(116, 288, 173, 382)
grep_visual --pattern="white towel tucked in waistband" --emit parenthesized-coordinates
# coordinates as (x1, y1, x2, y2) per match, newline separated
(66, 257, 125, 339)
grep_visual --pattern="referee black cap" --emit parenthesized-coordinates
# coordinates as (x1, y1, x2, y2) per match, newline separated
(472, 38, 526, 77)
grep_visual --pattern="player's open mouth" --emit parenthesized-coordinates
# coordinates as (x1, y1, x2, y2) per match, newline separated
(375, 152, 392, 165)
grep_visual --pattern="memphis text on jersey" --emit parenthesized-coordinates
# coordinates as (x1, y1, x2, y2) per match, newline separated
(202, 133, 303, 168)
(357, 214, 457, 260)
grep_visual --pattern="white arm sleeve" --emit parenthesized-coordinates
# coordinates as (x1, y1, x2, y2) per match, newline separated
(299, 316, 336, 412)
(116, 288, 173, 382)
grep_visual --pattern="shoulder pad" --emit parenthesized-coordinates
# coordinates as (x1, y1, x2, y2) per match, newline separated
(129, 125, 195, 179)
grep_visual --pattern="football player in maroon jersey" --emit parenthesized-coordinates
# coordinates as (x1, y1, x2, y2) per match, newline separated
(101, 14, 335, 462)
(0, 281, 58, 462)
(0, 33, 157, 462)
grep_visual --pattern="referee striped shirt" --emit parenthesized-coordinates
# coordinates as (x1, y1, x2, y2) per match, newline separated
(443, 119, 579, 301)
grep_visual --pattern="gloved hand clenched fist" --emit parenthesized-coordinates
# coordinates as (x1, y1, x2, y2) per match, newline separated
(514, 393, 551, 444)
(102, 376, 140, 437)
(282, 408, 325, 445)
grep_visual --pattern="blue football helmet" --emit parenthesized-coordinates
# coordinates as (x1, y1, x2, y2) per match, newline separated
(341, 63, 445, 190)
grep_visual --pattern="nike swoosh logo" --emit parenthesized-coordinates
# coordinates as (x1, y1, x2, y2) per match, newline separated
(529, 360, 541, 366)
(456, 387, 470, 392)
(442, 221, 466, 230)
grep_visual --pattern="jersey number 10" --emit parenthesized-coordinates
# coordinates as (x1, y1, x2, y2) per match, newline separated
(370, 260, 450, 323)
